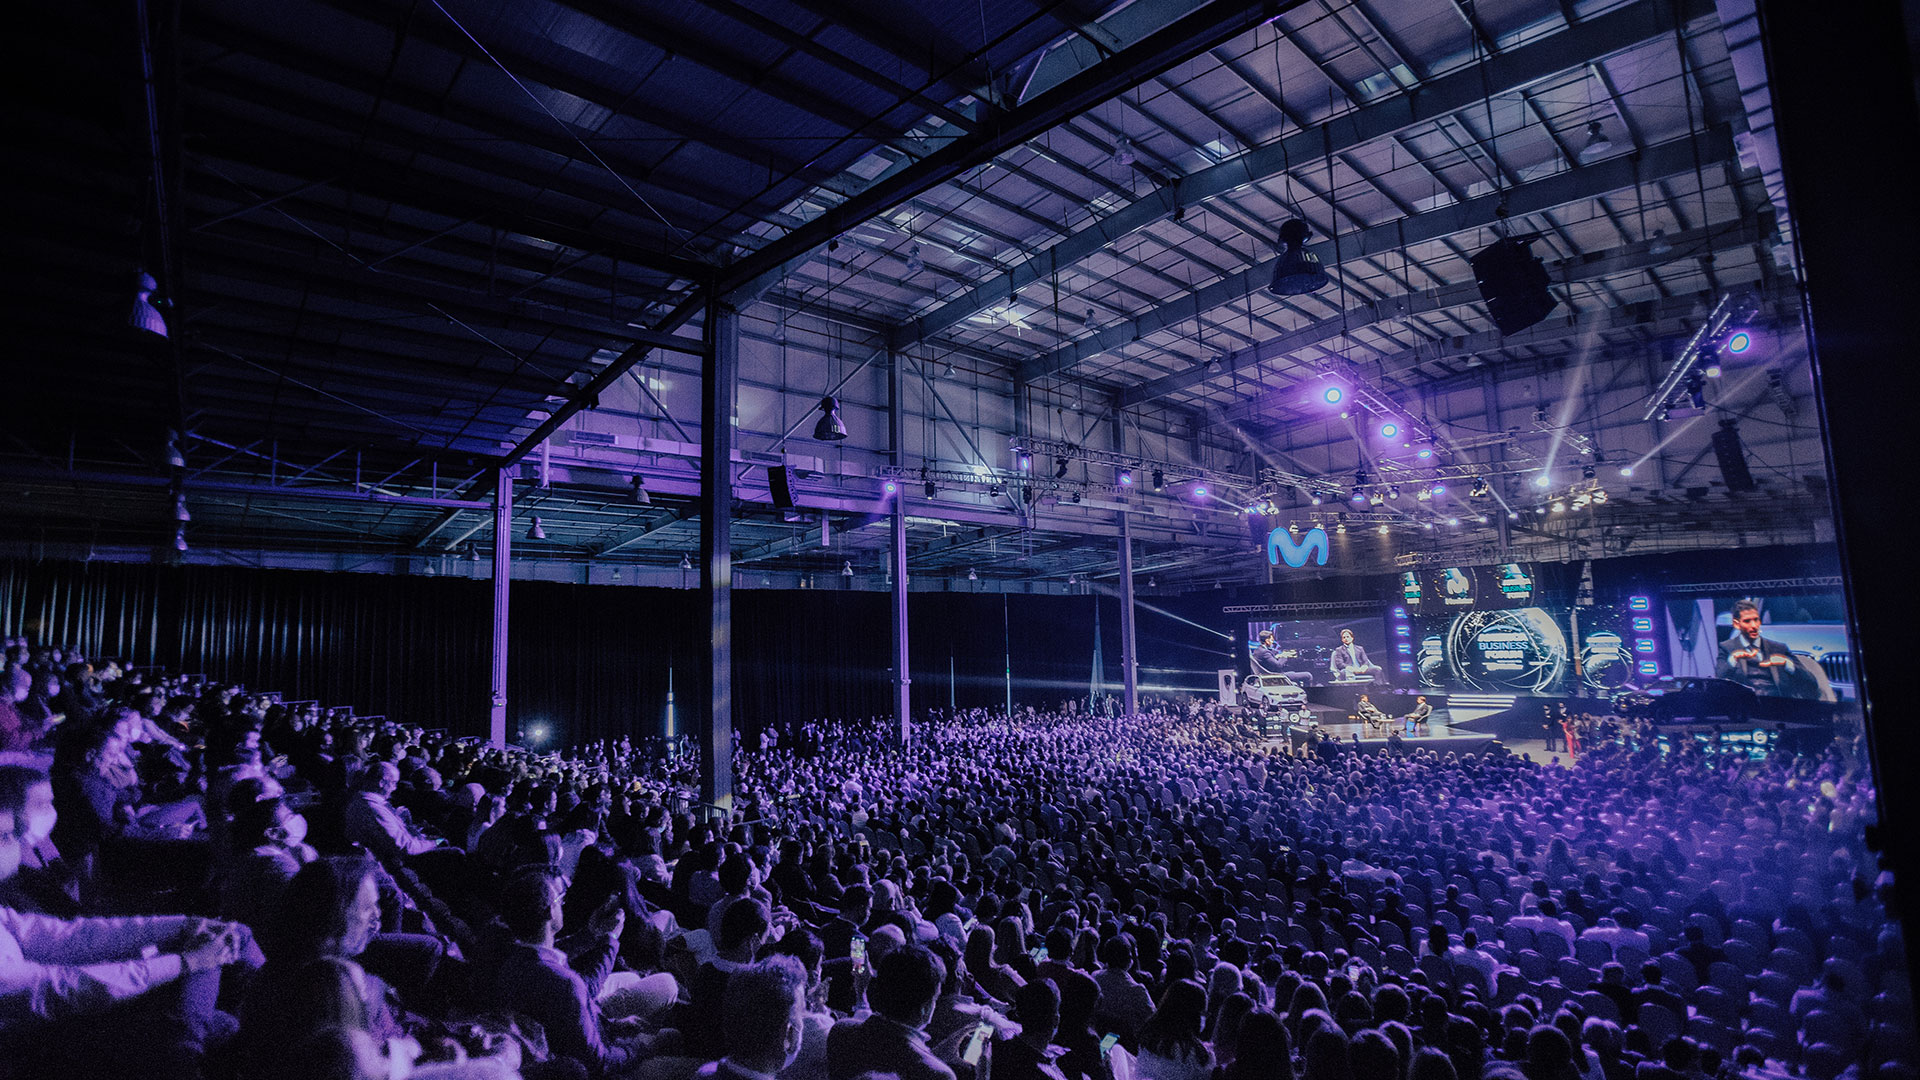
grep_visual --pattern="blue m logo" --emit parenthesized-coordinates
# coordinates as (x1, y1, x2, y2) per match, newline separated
(1268, 526, 1330, 568)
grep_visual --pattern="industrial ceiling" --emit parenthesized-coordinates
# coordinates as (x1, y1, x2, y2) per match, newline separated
(4, 0, 1826, 593)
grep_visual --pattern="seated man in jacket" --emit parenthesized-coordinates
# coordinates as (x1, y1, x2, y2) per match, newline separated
(0, 798, 249, 1079)
(343, 761, 442, 861)
(827, 943, 956, 1080)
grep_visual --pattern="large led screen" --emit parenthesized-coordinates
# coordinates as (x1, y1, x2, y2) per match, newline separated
(1246, 617, 1391, 686)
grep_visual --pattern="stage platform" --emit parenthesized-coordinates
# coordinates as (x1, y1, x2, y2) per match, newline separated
(1258, 718, 1500, 757)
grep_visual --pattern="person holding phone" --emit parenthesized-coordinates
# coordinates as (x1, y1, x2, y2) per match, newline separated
(994, 978, 1069, 1080)
(826, 944, 956, 1080)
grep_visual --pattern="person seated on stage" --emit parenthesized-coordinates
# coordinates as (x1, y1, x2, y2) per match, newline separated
(1402, 696, 1432, 728)
(1329, 629, 1384, 683)
(1355, 695, 1389, 728)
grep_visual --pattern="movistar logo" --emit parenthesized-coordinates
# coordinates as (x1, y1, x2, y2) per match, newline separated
(1267, 526, 1330, 568)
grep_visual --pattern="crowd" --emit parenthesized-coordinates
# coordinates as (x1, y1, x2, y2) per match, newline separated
(0, 634, 1911, 1080)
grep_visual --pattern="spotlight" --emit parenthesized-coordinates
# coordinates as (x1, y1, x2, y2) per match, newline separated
(1414, 486, 1430, 501)
(1534, 474, 1552, 488)
(1469, 477, 1489, 498)
(1268, 219, 1331, 295)
(842, 560, 854, 577)
(1619, 465, 1635, 478)
(528, 516, 547, 540)
(1067, 574, 1077, 586)
(1550, 500, 1566, 513)
(1351, 489, 1366, 504)
(1151, 470, 1165, 491)
(1117, 469, 1133, 486)
(1388, 486, 1401, 501)
(1577, 120, 1614, 164)
(1378, 524, 1390, 534)
(1380, 422, 1399, 439)
(1726, 330, 1753, 354)
(173, 525, 187, 553)
(1336, 522, 1347, 534)
(1112, 136, 1137, 167)
(1582, 464, 1596, 481)
(812, 396, 848, 441)
(1430, 483, 1447, 497)
(165, 430, 186, 469)
(883, 481, 898, 495)
(1309, 494, 1322, 505)
(904, 244, 924, 275)
(1368, 492, 1385, 507)
(1193, 486, 1208, 500)
(1054, 457, 1070, 479)
(173, 494, 191, 522)
(1417, 448, 1433, 460)
(1018, 454, 1032, 470)
(631, 475, 652, 505)
(1322, 385, 1345, 405)
(924, 480, 938, 499)
(130, 271, 168, 338)
(466, 543, 480, 563)
(968, 568, 978, 581)
(1704, 363, 1723, 379)
(1447, 517, 1460, 526)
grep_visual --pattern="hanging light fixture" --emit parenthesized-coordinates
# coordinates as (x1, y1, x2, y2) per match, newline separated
(904, 243, 925, 275)
(812, 396, 848, 442)
(842, 560, 854, 577)
(1113, 136, 1137, 167)
(630, 475, 652, 505)
(527, 516, 547, 541)
(172, 494, 190, 522)
(130, 270, 168, 338)
(173, 525, 188, 553)
(679, 553, 692, 571)
(968, 568, 978, 581)
(1267, 219, 1330, 295)
(1577, 120, 1614, 164)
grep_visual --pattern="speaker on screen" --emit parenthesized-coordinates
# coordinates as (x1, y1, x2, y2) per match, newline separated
(1711, 420, 1757, 492)
(769, 465, 795, 508)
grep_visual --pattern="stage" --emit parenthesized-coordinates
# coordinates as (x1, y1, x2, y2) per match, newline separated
(1257, 717, 1502, 757)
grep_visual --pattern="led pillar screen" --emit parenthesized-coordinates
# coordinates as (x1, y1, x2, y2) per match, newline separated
(1247, 617, 1391, 686)
(1663, 593, 1854, 701)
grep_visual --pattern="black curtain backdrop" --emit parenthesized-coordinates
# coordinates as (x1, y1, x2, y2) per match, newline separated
(2, 547, 1841, 745)
(0, 561, 1209, 744)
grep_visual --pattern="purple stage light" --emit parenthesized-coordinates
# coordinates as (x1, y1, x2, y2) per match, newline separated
(1379, 421, 1398, 439)
(883, 481, 898, 494)
(1193, 486, 1208, 499)
(1726, 330, 1753, 354)
(1322, 385, 1344, 405)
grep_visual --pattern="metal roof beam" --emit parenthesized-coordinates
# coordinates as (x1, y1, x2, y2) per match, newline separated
(1038, 124, 1738, 400)
(1152, 217, 1759, 414)
(900, 0, 1712, 350)
(718, 0, 1312, 305)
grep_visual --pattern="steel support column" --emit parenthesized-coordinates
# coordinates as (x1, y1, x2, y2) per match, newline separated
(888, 350, 911, 745)
(488, 469, 511, 748)
(699, 301, 738, 807)
(1119, 508, 1139, 716)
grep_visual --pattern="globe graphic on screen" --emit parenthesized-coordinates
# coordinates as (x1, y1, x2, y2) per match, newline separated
(1580, 630, 1632, 690)
(1446, 608, 1569, 693)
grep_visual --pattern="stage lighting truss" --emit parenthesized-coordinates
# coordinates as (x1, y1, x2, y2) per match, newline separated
(1643, 291, 1763, 421)
(1001, 436, 1254, 501)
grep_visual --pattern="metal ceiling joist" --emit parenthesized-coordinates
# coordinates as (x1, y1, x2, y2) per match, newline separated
(900, 0, 1713, 350)
(1010, 123, 1738, 395)
(716, 0, 1311, 305)
(1137, 217, 1763, 410)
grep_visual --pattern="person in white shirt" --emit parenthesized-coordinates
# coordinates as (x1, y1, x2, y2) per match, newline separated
(0, 800, 249, 1077)
(343, 761, 442, 860)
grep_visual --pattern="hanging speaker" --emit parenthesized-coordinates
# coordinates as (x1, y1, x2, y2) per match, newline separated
(769, 465, 795, 508)
(1710, 420, 1757, 492)
(1470, 236, 1558, 335)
